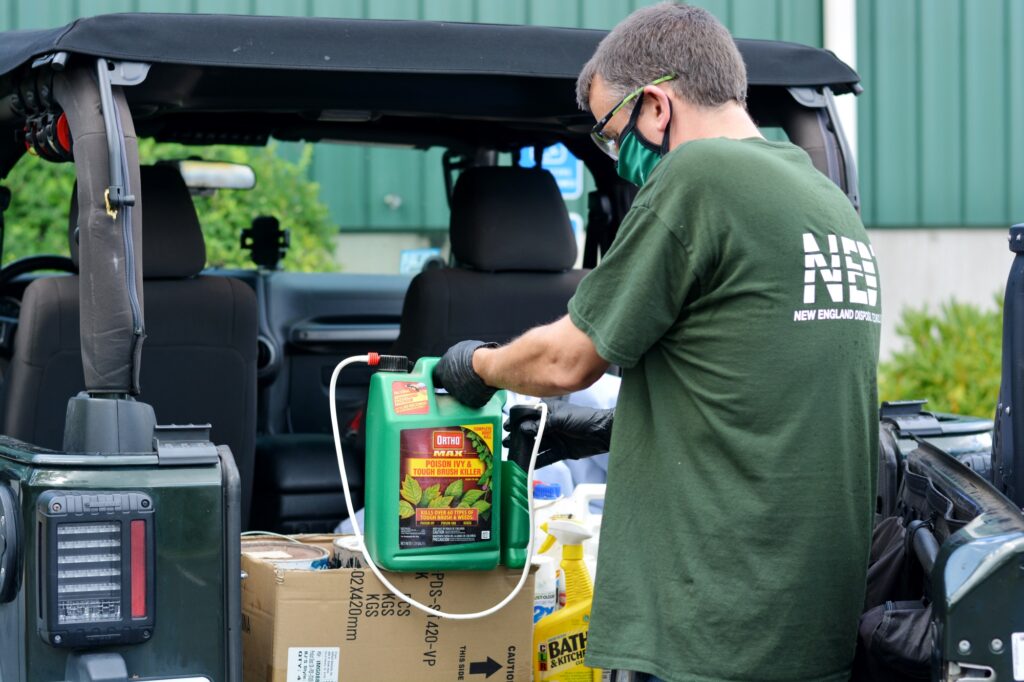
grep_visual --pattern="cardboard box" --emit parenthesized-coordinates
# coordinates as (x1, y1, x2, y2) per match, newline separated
(241, 535, 535, 682)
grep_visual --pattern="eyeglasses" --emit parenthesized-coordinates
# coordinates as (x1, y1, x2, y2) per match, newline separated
(590, 74, 677, 160)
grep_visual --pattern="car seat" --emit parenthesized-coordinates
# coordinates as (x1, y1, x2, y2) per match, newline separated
(392, 166, 587, 360)
(2, 165, 258, 527)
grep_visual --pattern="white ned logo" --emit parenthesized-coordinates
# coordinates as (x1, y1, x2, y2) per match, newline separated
(802, 233, 879, 307)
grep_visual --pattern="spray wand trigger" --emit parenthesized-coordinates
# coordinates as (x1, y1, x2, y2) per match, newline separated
(507, 405, 540, 471)
(499, 404, 544, 569)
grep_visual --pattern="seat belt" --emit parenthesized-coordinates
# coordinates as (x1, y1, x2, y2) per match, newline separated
(0, 186, 10, 267)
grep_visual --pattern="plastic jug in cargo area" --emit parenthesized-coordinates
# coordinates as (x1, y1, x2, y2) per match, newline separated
(363, 356, 507, 571)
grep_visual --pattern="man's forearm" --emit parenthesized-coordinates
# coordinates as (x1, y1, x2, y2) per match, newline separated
(471, 315, 609, 396)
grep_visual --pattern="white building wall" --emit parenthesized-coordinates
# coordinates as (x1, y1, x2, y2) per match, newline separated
(868, 228, 1011, 360)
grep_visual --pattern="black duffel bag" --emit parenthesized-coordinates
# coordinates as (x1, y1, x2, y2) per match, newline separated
(851, 516, 933, 680)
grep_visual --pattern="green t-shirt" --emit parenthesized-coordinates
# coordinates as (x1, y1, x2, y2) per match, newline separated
(568, 137, 880, 682)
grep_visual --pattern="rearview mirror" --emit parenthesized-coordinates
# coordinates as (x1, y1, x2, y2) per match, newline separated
(175, 160, 256, 191)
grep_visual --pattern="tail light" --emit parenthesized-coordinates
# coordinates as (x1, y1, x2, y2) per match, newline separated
(37, 491, 155, 648)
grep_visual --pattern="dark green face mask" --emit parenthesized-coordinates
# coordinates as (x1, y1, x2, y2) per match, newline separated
(616, 96, 672, 187)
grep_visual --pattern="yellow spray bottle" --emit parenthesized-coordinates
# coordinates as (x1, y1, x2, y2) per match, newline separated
(533, 519, 603, 681)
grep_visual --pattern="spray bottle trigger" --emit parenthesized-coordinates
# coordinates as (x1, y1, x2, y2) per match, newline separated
(538, 522, 557, 554)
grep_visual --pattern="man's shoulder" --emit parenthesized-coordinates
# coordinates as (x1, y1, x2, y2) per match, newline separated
(660, 137, 804, 178)
(670, 136, 754, 161)
(636, 138, 777, 213)
(640, 139, 733, 200)
(642, 137, 824, 210)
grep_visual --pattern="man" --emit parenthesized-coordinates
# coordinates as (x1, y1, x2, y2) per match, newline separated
(435, 4, 880, 681)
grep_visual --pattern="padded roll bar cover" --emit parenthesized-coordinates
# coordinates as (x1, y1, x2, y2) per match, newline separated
(54, 65, 145, 394)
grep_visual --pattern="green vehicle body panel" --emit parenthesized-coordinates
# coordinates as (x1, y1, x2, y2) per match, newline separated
(0, 443, 234, 682)
(934, 511, 1024, 675)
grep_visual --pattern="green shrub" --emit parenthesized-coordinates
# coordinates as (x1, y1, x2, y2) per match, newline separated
(2, 150, 77, 262)
(879, 297, 1003, 418)
(2, 140, 337, 272)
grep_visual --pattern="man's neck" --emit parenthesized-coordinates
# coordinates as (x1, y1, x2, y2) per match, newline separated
(667, 100, 763, 151)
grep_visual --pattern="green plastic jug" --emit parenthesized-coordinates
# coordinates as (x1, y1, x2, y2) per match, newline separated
(363, 356, 508, 571)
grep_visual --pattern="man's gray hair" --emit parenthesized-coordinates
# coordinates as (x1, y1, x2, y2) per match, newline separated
(576, 2, 747, 112)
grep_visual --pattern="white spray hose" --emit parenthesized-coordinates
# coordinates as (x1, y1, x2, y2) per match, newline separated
(329, 354, 548, 620)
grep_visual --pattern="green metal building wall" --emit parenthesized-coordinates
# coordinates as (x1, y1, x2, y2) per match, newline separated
(856, 0, 1023, 228)
(2, 0, 822, 231)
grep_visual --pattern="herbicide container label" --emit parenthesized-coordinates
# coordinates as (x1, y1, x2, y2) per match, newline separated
(398, 424, 494, 549)
(391, 380, 430, 415)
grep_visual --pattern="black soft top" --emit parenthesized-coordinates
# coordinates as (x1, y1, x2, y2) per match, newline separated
(0, 13, 859, 174)
(0, 13, 858, 91)
(0, 13, 860, 89)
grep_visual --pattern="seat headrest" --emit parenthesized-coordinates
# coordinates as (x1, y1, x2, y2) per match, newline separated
(69, 164, 206, 279)
(450, 167, 577, 272)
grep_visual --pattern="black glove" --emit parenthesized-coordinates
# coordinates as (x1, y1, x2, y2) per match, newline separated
(433, 340, 499, 408)
(504, 399, 614, 468)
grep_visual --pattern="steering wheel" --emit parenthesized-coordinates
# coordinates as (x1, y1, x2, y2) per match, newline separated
(0, 255, 78, 358)
(0, 255, 77, 290)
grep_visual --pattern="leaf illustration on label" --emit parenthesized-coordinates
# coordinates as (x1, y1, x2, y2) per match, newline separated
(428, 496, 455, 508)
(420, 483, 441, 508)
(401, 474, 422, 505)
(465, 428, 491, 456)
(444, 480, 464, 498)
(461, 488, 485, 506)
(471, 500, 492, 514)
(399, 500, 415, 519)
(476, 462, 492, 486)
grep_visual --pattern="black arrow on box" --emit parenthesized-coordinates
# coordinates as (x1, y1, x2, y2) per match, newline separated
(469, 657, 502, 678)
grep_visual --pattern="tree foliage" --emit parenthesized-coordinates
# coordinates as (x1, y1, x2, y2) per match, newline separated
(2, 140, 337, 271)
(879, 297, 1003, 418)
(2, 149, 76, 262)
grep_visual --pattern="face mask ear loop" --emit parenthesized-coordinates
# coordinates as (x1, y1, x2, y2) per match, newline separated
(628, 92, 671, 155)
(660, 99, 673, 155)
(620, 94, 644, 143)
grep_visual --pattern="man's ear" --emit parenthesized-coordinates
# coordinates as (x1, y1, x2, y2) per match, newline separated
(642, 85, 673, 133)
